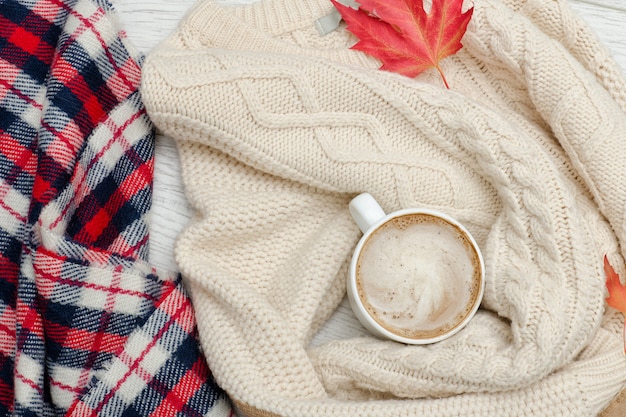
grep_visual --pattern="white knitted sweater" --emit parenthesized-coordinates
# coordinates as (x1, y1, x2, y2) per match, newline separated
(141, 0, 626, 415)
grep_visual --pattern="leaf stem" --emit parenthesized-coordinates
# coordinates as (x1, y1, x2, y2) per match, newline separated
(436, 65, 450, 89)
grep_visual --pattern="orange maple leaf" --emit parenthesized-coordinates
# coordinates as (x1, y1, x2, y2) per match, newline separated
(332, 0, 473, 88)
(604, 255, 626, 354)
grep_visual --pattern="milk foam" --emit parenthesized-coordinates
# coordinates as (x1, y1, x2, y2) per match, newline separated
(356, 214, 480, 339)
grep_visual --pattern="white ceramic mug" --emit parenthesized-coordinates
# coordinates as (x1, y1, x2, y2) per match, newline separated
(348, 193, 485, 344)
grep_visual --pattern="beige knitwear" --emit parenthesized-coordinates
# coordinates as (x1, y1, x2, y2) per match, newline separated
(140, 0, 626, 415)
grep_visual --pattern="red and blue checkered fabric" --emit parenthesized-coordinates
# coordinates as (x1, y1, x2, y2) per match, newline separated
(0, 0, 233, 415)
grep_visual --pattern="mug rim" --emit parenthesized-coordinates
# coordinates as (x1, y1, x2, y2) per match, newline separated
(348, 207, 485, 345)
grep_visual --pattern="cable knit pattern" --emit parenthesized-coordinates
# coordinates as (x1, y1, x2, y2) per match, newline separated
(141, 0, 626, 415)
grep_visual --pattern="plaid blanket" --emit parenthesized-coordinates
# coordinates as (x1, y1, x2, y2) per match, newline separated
(0, 0, 232, 415)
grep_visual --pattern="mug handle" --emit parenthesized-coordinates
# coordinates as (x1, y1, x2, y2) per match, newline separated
(349, 193, 387, 233)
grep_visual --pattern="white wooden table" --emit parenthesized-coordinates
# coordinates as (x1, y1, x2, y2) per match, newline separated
(111, 0, 626, 344)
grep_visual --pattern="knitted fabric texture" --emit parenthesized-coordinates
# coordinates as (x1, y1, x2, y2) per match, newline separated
(0, 0, 232, 415)
(141, 0, 626, 415)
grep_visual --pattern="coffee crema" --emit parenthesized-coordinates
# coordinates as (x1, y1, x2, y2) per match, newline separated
(355, 213, 482, 340)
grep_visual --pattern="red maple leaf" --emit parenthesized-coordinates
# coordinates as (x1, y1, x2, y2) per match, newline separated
(604, 255, 626, 354)
(331, 0, 473, 88)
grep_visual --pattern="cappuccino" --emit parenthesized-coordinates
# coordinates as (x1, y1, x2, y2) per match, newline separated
(355, 213, 482, 340)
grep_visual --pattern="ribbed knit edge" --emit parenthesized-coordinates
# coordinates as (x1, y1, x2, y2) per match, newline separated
(176, 0, 378, 67)
(600, 388, 626, 417)
(572, 328, 626, 416)
(182, 0, 331, 46)
(231, 0, 330, 35)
